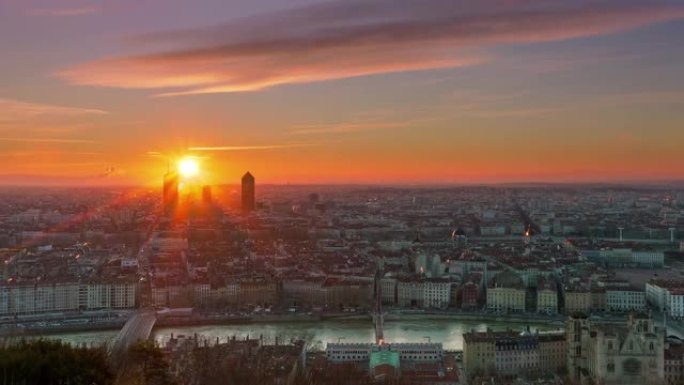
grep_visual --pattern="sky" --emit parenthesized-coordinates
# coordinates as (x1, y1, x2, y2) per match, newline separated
(1, 0, 684, 186)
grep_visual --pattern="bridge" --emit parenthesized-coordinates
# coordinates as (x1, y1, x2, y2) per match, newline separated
(373, 270, 384, 345)
(109, 308, 157, 358)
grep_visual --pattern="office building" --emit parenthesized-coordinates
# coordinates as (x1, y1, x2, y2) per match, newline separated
(241, 171, 255, 213)
(163, 169, 179, 215)
(201, 185, 212, 205)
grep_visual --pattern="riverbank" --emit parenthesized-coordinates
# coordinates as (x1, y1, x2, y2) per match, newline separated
(1, 321, 125, 337)
(3, 309, 571, 337)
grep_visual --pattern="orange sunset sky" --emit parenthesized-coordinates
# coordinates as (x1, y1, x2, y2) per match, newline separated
(1, 0, 684, 186)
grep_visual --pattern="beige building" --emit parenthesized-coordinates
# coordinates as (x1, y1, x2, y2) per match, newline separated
(379, 277, 397, 305)
(397, 278, 451, 309)
(239, 278, 279, 306)
(281, 278, 327, 307)
(536, 278, 558, 314)
(463, 329, 566, 378)
(0, 281, 136, 315)
(487, 271, 526, 313)
(151, 284, 194, 307)
(591, 288, 607, 312)
(563, 285, 592, 314)
(323, 278, 372, 309)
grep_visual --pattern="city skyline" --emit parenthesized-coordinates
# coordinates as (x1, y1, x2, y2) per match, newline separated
(2, 0, 684, 186)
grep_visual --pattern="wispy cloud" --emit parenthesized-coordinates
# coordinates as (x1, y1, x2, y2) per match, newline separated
(29, 6, 97, 17)
(0, 98, 107, 122)
(457, 106, 565, 118)
(188, 143, 316, 151)
(290, 115, 439, 135)
(435, 90, 565, 119)
(0, 151, 101, 158)
(59, 0, 684, 96)
(0, 137, 97, 144)
(597, 91, 684, 106)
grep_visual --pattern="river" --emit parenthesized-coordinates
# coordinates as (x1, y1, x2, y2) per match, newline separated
(40, 318, 563, 351)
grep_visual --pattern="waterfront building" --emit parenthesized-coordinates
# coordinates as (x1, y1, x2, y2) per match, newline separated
(239, 278, 278, 307)
(536, 277, 558, 314)
(379, 277, 397, 306)
(326, 342, 443, 364)
(282, 277, 327, 307)
(486, 271, 525, 313)
(460, 273, 483, 310)
(0, 281, 137, 316)
(463, 329, 566, 378)
(322, 277, 373, 309)
(563, 284, 592, 315)
(396, 277, 451, 309)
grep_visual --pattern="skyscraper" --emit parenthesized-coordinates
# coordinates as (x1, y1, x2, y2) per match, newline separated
(202, 185, 212, 205)
(241, 172, 255, 213)
(163, 169, 179, 215)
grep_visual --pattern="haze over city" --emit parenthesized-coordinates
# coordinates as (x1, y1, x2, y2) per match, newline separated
(4, 2, 684, 385)
(2, 0, 684, 185)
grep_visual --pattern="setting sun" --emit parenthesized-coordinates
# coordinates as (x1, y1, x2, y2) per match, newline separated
(177, 157, 199, 178)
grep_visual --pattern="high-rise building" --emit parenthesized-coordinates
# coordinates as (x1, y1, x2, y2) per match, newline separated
(163, 170, 179, 215)
(201, 185, 212, 205)
(241, 172, 255, 213)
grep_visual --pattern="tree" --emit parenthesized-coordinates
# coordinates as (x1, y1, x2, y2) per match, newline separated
(0, 338, 113, 385)
(116, 340, 177, 385)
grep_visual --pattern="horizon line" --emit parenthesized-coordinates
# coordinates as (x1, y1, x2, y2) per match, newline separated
(2, 179, 684, 189)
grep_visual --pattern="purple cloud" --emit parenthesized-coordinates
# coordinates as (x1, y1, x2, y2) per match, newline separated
(59, 0, 684, 95)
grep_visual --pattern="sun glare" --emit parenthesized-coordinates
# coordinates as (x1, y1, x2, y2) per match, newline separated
(178, 157, 199, 178)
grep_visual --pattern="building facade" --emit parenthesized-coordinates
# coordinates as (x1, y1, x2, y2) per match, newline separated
(463, 329, 566, 378)
(241, 172, 255, 213)
(486, 272, 526, 313)
(0, 281, 137, 316)
(396, 278, 451, 309)
(536, 278, 558, 314)
(567, 313, 665, 385)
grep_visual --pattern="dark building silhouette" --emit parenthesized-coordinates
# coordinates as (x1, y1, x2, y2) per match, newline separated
(241, 172, 255, 213)
(202, 185, 212, 205)
(163, 169, 179, 215)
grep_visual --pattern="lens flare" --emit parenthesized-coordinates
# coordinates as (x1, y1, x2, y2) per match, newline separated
(178, 157, 199, 178)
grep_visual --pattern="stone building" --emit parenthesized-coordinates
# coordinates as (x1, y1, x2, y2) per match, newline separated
(567, 313, 665, 385)
(486, 271, 525, 313)
(463, 328, 566, 379)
